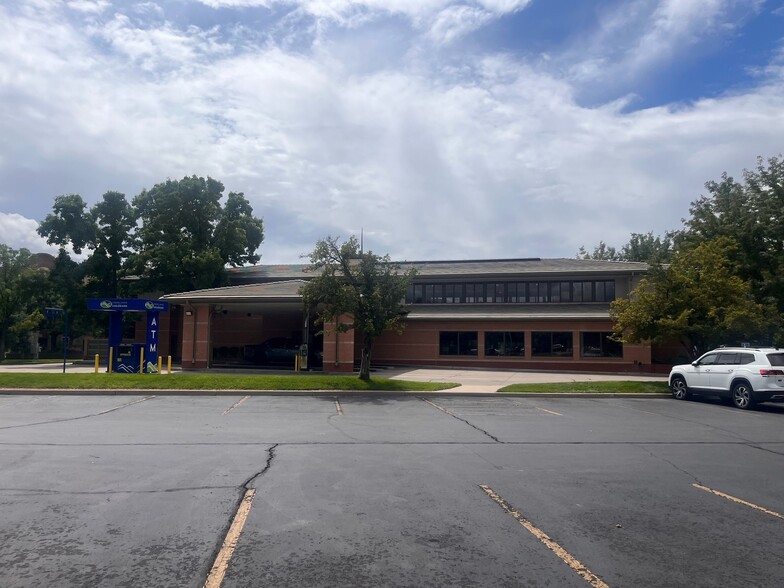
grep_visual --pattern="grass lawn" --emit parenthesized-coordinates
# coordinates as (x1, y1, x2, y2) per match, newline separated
(499, 381, 670, 394)
(0, 372, 458, 392)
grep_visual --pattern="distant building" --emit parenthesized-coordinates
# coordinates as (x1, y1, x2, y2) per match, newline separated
(160, 257, 662, 374)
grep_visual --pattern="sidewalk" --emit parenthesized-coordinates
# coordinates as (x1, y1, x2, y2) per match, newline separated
(381, 366, 666, 393)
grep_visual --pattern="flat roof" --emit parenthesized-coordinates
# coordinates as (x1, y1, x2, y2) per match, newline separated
(229, 257, 649, 283)
(161, 280, 306, 302)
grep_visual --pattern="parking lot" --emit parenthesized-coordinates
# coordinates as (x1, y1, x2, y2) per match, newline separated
(1, 393, 783, 587)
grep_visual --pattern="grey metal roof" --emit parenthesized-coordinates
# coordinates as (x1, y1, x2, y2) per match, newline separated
(228, 257, 649, 283)
(405, 304, 611, 321)
(161, 280, 306, 302)
(400, 258, 648, 277)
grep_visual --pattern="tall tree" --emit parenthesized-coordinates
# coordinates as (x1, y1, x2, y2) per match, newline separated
(610, 238, 774, 358)
(620, 232, 673, 263)
(577, 232, 672, 263)
(0, 245, 46, 359)
(678, 155, 783, 312)
(576, 241, 620, 261)
(89, 191, 136, 297)
(37, 194, 95, 254)
(130, 176, 264, 293)
(38, 191, 135, 297)
(301, 236, 415, 380)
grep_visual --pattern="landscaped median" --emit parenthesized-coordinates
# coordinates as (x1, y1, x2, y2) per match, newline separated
(0, 372, 671, 394)
(498, 381, 670, 394)
(0, 373, 458, 392)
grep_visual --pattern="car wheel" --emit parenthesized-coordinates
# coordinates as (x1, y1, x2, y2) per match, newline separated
(731, 381, 756, 410)
(671, 376, 690, 400)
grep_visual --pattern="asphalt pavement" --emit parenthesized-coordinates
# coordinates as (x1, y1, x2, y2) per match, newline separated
(1, 394, 782, 587)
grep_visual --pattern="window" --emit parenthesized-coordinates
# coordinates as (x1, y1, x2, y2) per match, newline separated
(550, 282, 561, 303)
(424, 284, 434, 303)
(532, 332, 573, 356)
(560, 282, 571, 302)
(508, 282, 526, 303)
(465, 283, 485, 303)
(582, 282, 594, 302)
(572, 282, 583, 303)
(444, 284, 459, 304)
(490, 283, 505, 303)
(716, 352, 739, 365)
(413, 285, 424, 304)
(698, 353, 719, 366)
(440, 331, 478, 355)
(406, 279, 618, 304)
(485, 332, 524, 356)
(581, 332, 622, 358)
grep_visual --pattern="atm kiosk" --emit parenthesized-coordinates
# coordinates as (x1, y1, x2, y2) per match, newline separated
(87, 298, 169, 373)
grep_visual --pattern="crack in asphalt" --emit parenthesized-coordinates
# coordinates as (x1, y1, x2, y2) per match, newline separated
(241, 443, 278, 489)
(418, 397, 502, 443)
(0, 396, 156, 430)
(202, 443, 278, 587)
(636, 445, 704, 485)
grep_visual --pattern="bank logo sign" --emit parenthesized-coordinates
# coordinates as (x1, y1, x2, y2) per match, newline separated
(100, 300, 113, 309)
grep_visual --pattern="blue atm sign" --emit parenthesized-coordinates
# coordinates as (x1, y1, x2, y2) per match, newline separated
(88, 299, 169, 312)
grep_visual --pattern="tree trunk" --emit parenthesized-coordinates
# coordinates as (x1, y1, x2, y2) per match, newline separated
(358, 337, 373, 381)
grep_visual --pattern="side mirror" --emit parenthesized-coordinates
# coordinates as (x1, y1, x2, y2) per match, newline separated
(691, 361, 699, 366)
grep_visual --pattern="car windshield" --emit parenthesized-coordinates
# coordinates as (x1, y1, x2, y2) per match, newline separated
(766, 353, 784, 366)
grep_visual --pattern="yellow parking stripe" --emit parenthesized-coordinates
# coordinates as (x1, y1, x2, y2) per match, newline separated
(693, 483, 784, 520)
(334, 398, 343, 416)
(536, 407, 562, 416)
(203, 488, 256, 588)
(223, 396, 250, 415)
(480, 484, 609, 588)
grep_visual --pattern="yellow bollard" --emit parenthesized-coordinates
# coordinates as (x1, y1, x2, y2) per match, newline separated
(157, 356, 162, 374)
(108, 347, 114, 374)
(167, 355, 172, 374)
(94, 354, 99, 374)
(139, 347, 145, 374)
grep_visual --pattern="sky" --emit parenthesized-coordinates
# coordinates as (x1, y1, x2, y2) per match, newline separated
(1, 0, 783, 264)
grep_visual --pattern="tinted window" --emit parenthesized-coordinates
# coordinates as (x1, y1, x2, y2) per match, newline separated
(767, 353, 784, 366)
(739, 353, 756, 365)
(698, 354, 718, 366)
(716, 353, 739, 365)
(439, 331, 478, 356)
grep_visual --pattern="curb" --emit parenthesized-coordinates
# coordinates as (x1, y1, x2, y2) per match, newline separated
(0, 388, 672, 398)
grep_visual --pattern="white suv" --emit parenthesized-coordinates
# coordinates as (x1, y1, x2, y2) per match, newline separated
(669, 347, 784, 409)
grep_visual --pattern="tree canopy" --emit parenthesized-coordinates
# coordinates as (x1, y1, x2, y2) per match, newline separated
(577, 232, 673, 263)
(130, 176, 264, 293)
(610, 238, 773, 358)
(37, 175, 264, 297)
(300, 236, 415, 380)
(0, 245, 47, 359)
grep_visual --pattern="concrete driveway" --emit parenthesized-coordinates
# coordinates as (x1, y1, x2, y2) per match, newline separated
(381, 366, 667, 392)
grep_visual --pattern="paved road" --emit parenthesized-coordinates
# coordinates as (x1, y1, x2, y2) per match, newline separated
(1, 394, 782, 587)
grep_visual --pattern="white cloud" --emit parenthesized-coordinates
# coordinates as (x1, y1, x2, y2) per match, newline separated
(67, 0, 110, 13)
(566, 0, 765, 91)
(0, 0, 783, 266)
(0, 213, 59, 254)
